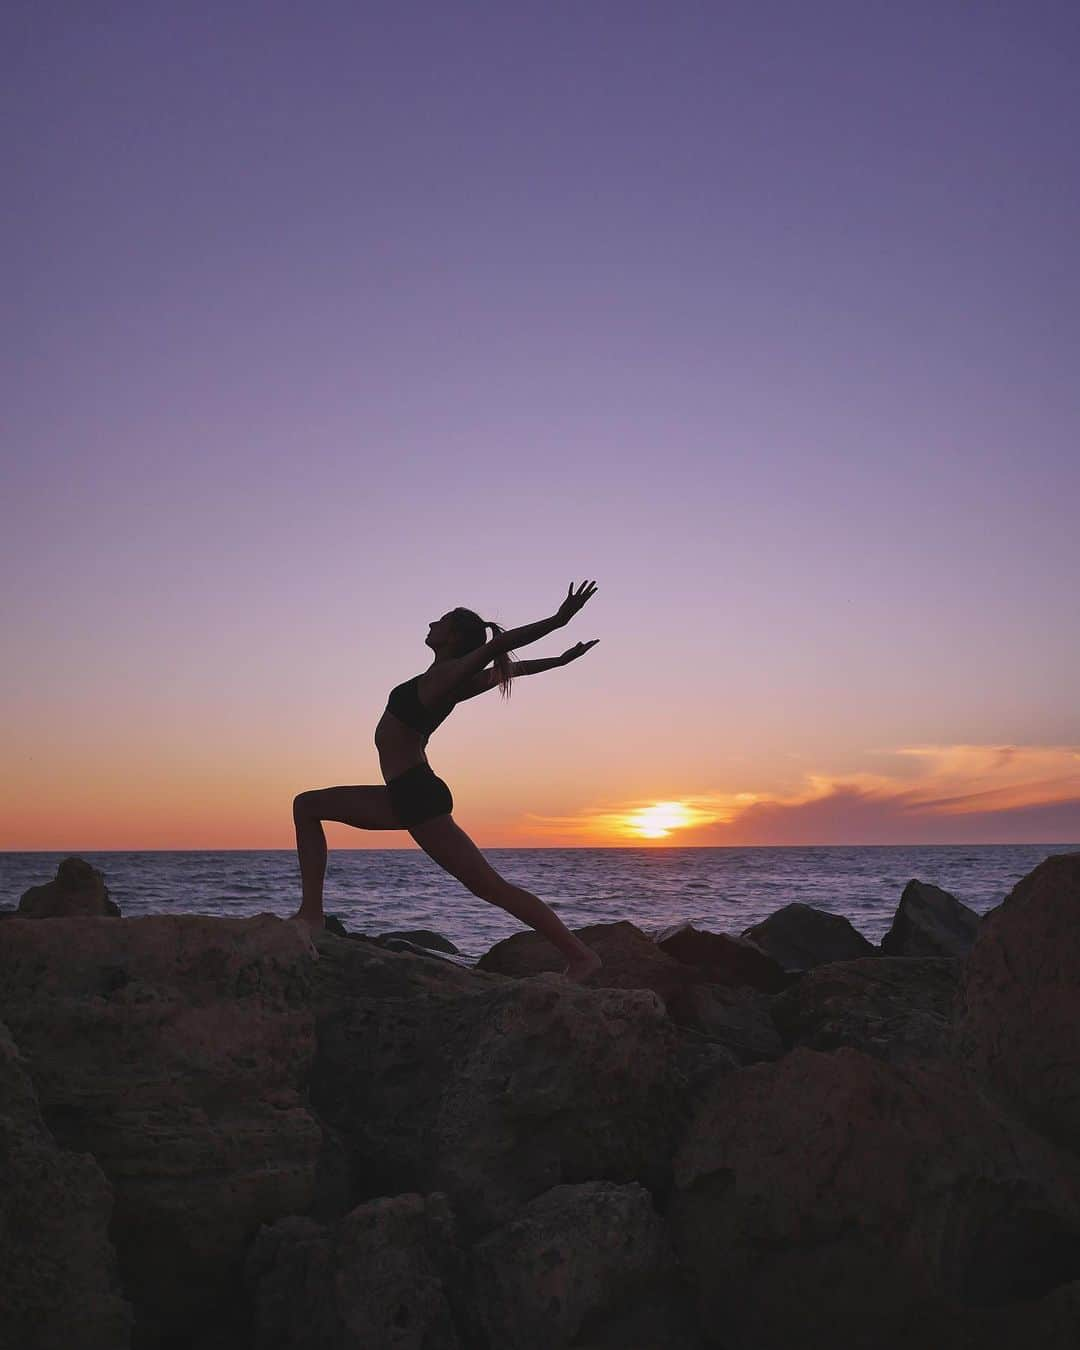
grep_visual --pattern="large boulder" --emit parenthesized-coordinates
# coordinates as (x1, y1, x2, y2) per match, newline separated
(246, 1193, 463, 1350)
(958, 853, 1080, 1153)
(470, 1180, 699, 1350)
(882, 879, 981, 958)
(0, 1020, 133, 1350)
(0, 915, 323, 1347)
(655, 923, 790, 993)
(771, 956, 961, 1063)
(741, 902, 876, 971)
(477, 920, 691, 994)
(18, 855, 120, 917)
(671, 1047, 1080, 1349)
(310, 937, 689, 1231)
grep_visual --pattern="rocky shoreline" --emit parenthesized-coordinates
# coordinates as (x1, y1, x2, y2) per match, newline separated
(3, 854, 1080, 1348)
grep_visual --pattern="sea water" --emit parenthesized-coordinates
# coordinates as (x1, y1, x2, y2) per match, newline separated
(2, 844, 1074, 963)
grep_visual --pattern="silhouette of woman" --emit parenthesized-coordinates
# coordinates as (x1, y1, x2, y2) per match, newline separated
(291, 581, 602, 980)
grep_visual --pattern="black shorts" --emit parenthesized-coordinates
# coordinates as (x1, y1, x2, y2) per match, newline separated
(387, 763, 454, 827)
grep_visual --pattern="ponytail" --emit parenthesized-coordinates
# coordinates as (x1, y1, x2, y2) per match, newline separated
(483, 620, 515, 699)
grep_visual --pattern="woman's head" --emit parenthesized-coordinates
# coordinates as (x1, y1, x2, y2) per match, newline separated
(426, 607, 514, 697)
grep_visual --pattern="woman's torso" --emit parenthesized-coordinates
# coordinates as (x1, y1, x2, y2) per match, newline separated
(375, 672, 456, 781)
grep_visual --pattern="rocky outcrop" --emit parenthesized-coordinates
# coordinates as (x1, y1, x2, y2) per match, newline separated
(671, 1046, 1080, 1349)
(0, 915, 323, 1348)
(376, 928, 460, 954)
(958, 852, 1080, 1153)
(246, 1193, 463, 1350)
(18, 855, 120, 917)
(0, 1020, 133, 1350)
(771, 956, 961, 1063)
(882, 879, 981, 958)
(655, 923, 790, 992)
(741, 901, 876, 971)
(309, 938, 688, 1231)
(470, 1181, 699, 1350)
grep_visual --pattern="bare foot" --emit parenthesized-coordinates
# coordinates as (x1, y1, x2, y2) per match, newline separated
(288, 912, 323, 960)
(564, 949, 602, 984)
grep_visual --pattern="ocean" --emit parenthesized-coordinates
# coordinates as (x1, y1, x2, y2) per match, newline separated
(3, 843, 1075, 963)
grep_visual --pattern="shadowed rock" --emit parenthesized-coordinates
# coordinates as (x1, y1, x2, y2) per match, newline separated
(740, 902, 876, 971)
(771, 956, 962, 1063)
(655, 923, 790, 992)
(0, 1020, 133, 1350)
(470, 1180, 700, 1350)
(882, 879, 981, 958)
(958, 852, 1080, 1154)
(246, 1193, 463, 1350)
(0, 915, 323, 1347)
(310, 939, 689, 1231)
(671, 1046, 1080, 1350)
(18, 856, 120, 918)
(377, 928, 460, 954)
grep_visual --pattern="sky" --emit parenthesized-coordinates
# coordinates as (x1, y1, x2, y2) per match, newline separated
(3, 0, 1079, 850)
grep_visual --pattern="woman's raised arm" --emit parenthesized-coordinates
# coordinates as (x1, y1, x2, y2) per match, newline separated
(457, 581, 598, 677)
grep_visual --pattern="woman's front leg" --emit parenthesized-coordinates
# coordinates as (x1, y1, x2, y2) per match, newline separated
(291, 785, 402, 932)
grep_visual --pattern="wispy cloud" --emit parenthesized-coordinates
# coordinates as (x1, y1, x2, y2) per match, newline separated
(522, 745, 1080, 845)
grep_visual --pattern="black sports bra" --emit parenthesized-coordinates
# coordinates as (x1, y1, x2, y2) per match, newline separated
(385, 675, 453, 741)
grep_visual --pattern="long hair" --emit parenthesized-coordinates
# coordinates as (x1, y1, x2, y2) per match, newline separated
(451, 607, 515, 698)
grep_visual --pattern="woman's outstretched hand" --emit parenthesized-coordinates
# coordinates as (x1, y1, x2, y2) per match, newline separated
(556, 580, 597, 626)
(560, 639, 599, 665)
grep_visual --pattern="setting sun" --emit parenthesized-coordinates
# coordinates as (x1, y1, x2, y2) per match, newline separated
(624, 801, 696, 839)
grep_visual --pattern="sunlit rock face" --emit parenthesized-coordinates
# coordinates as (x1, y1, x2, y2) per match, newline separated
(882, 879, 981, 958)
(958, 852, 1080, 1153)
(670, 1046, 1080, 1350)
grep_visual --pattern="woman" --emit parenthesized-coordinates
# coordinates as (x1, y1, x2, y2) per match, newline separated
(291, 581, 602, 981)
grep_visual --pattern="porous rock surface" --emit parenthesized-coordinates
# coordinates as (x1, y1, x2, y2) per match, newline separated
(958, 852, 1080, 1152)
(740, 901, 876, 971)
(770, 955, 961, 1062)
(0, 1020, 133, 1350)
(671, 1046, 1080, 1349)
(882, 878, 981, 957)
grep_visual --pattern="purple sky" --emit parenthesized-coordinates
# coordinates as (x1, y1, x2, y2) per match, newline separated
(4, 2, 1079, 847)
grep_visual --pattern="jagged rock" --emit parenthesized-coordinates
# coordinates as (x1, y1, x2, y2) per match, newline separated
(655, 924, 790, 992)
(771, 956, 961, 1063)
(669, 984, 785, 1064)
(0, 1020, 133, 1350)
(882, 879, 980, 958)
(309, 939, 688, 1231)
(478, 919, 689, 991)
(740, 902, 876, 971)
(470, 1181, 700, 1350)
(670, 1046, 1080, 1349)
(18, 856, 120, 917)
(377, 928, 460, 954)
(246, 1193, 463, 1350)
(958, 852, 1080, 1154)
(0, 915, 323, 1348)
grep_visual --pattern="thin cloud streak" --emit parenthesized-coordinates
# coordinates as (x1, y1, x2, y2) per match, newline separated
(524, 746, 1080, 846)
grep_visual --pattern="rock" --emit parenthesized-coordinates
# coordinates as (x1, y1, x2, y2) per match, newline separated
(324, 914, 349, 937)
(0, 1019, 133, 1350)
(470, 1181, 699, 1350)
(655, 923, 790, 992)
(669, 984, 785, 1064)
(771, 956, 961, 1063)
(958, 852, 1080, 1154)
(309, 942, 688, 1231)
(882, 879, 981, 958)
(18, 855, 120, 917)
(246, 1193, 463, 1350)
(377, 928, 460, 954)
(741, 902, 876, 971)
(671, 1047, 1080, 1349)
(0, 915, 323, 1347)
